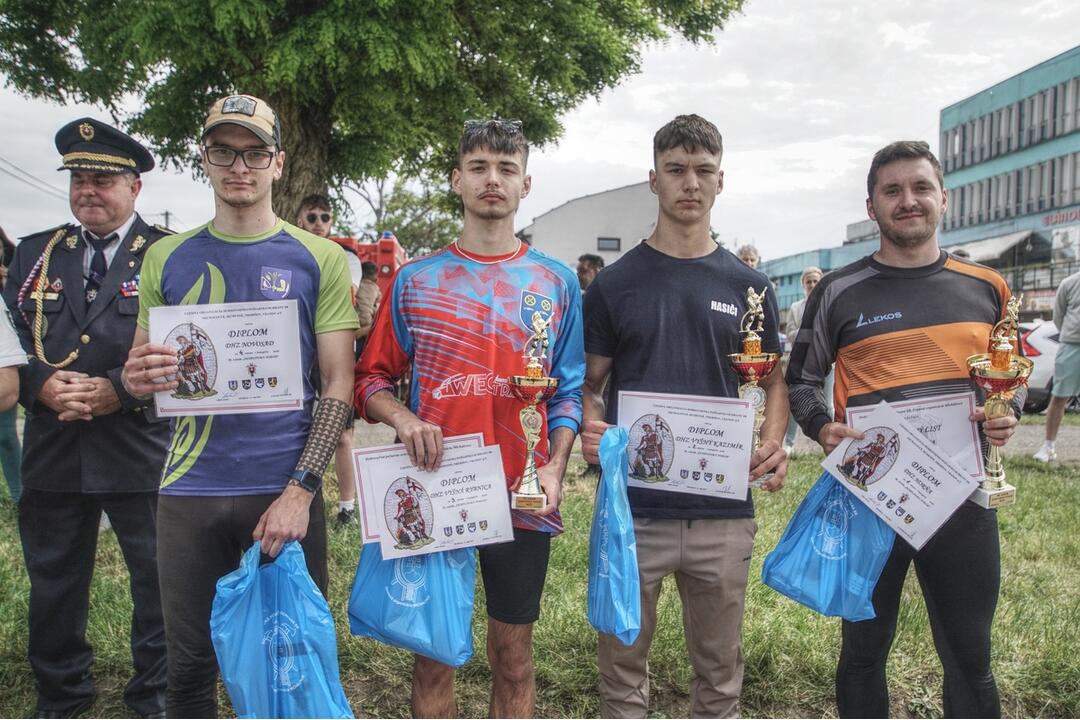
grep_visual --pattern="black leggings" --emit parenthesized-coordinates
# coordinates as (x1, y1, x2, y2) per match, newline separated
(157, 493, 328, 719)
(836, 503, 1001, 718)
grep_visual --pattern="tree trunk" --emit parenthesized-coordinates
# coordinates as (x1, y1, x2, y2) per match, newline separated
(270, 93, 332, 224)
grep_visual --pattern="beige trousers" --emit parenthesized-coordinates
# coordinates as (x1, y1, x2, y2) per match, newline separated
(598, 516, 757, 719)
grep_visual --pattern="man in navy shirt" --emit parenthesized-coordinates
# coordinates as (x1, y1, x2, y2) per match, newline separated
(581, 114, 788, 718)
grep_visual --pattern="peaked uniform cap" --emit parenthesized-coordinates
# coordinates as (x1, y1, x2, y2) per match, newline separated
(55, 118, 155, 174)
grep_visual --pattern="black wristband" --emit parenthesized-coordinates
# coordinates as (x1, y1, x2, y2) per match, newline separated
(288, 469, 322, 494)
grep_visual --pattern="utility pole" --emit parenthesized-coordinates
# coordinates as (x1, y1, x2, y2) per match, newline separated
(163, 210, 172, 229)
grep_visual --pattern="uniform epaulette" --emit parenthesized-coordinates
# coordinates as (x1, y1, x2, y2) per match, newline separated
(19, 223, 74, 243)
(152, 224, 175, 236)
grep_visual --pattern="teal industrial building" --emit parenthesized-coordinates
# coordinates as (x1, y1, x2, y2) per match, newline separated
(763, 45, 1080, 316)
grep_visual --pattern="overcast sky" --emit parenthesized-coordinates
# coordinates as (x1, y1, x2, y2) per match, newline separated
(2, 0, 1078, 262)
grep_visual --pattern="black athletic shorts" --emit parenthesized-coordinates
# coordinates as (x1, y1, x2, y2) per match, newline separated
(478, 526, 552, 624)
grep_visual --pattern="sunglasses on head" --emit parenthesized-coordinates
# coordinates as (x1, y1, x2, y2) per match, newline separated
(462, 118, 523, 134)
(306, 212, 331, 223)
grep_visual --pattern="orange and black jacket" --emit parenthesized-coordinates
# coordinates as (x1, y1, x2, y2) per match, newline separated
(786, 249, 1026, 443)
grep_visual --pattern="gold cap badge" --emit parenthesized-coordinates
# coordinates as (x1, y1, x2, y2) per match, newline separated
(79, 122, 94, 141)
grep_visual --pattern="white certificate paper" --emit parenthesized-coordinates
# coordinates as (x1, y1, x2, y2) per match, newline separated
(355, 434, 484, 541)
(359, 443, 513, 559)
(847, 392, 985, 482)
(617, 391, 753, 500)
(823, 401, 978, 549)
(149, 301, 303, 416)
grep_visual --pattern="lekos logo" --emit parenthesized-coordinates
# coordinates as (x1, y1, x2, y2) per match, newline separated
(856, 310, 903, 328)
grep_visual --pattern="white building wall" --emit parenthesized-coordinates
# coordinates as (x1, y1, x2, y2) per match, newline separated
(521, 182, 657, 267)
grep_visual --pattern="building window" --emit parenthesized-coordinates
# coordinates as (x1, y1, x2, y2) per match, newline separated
(1010, 170, 1019, 215)
(597, 237, 621, 252)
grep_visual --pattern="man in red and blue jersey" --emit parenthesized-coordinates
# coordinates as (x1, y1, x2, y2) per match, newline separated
(355, 119, 584, 718)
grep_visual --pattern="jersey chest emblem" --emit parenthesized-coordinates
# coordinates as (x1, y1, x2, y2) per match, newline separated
(260, 266, 292, 299)
(520, 289, 554, 332)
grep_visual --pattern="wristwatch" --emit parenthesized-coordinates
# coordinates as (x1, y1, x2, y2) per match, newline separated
(288, 468, 322, 494)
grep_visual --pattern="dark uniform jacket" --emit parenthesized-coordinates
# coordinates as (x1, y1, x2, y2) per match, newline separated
(3, 214, 171, 493)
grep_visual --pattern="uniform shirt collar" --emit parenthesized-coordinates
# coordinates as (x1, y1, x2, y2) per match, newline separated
(82, 212, 137, 247)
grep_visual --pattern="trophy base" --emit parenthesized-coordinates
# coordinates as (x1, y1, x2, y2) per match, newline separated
(511, 492, 547, 511)
(969, 483, 1016, 509)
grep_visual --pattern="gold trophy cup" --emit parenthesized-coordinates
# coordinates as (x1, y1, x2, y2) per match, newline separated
(508, 312, 559, 511)
(727, 287, 780, 487)
(966, 295, 1033, 509)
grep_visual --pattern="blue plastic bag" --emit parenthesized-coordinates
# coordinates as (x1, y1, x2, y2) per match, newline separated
(348, 542, 475, 667)
(762, 471, 896, 621)
(587, 427, 641, 646)
(210, 542, 353, 719)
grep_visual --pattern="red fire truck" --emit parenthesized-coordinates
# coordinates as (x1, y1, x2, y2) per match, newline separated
(327, 230, 407, 295)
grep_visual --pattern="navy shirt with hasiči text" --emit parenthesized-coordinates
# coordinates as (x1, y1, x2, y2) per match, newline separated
(584, 241, 781, 520)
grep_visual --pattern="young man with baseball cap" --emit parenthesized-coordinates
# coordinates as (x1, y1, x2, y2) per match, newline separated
(121, 94, 358, 717)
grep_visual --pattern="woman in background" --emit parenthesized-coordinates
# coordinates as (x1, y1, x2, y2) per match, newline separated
(0, 227, 22, 505)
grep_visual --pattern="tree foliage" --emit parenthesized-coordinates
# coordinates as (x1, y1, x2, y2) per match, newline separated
(0, 0, 745, 218)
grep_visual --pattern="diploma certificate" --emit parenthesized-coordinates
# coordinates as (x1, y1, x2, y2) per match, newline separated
(847, 392, 985, 482)
(823, 401, 978, 549)
(617, 391, 753, 500)
(355, 434, 483, 541)
(149, 301, 303, 416)
(357, 442, 513, 559)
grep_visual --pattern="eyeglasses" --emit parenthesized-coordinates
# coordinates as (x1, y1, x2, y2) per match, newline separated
(306, 212, 332, 224)
(203, 145, 277, 169)
(462, 118, 523, 134)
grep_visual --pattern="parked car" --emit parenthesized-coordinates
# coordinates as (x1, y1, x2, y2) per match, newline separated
(1019, 319, 1059, 414)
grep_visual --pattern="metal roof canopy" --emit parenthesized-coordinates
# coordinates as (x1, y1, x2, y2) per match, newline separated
(948, 229, 1035, 262)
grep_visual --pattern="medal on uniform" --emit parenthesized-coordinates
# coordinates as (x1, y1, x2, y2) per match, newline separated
(130, 235, 146, 253)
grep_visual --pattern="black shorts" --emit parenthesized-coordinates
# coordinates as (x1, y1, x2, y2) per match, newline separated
(478, 526, 551, 625)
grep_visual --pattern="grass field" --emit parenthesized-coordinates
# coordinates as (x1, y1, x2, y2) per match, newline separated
(0, 454, 1078, 718)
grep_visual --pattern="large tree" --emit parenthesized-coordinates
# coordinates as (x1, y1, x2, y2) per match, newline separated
(0, 0, 744, 218)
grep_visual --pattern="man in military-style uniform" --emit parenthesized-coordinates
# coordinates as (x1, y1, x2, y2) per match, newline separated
(3, 118, 171, 719)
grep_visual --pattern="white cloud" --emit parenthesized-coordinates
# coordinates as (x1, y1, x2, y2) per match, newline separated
(878, 21, 933, 51)
(926, 51, 994, 67)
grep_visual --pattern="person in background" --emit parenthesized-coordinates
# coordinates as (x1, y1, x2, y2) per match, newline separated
(1033, 268, 1080, 462)
(736, 244, 760, 269)
(0, 227, 23, 504)
(576, 252, 605, 476)
(577, 253, 605, 293)
(782, 266, 825, 452)
(355, 260, 381, 342)
(297, 193, 363, 526)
